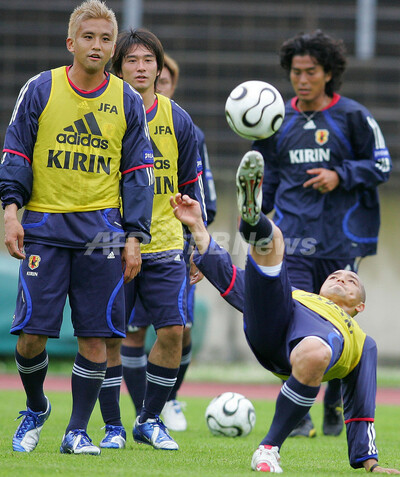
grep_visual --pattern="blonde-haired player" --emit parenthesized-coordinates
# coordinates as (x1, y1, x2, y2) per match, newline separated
(1, 0, 154, 455)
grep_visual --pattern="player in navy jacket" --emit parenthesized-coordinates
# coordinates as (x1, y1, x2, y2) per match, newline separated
(252, 30, 391, 438)
(168, 150, 399, 474)
(0, 0, 154, 455)
(96, 28, 206, 451)
(115, 52, 217, 434)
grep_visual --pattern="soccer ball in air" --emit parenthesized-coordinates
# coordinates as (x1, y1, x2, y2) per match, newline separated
(225, 80, 285, 141)
(205, 392, 256, 437)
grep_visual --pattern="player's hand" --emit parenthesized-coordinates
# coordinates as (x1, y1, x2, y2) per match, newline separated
(189, 254, 204, 285)
(4, 204, 25, 259)
(303, 168, 340, 193)
(121, 236, 141, 283)
(170, 193, 202, 228)
(363, 459, 400, 474)
(171, 193, 210, 254)
(367, 466, 400, 474)
(371, 468, 400, 474)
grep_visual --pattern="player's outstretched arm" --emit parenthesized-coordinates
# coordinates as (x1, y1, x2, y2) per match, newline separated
(362, 459, 400, 474)
(170, 193, 210, 254)
(171, 193, 245, 311)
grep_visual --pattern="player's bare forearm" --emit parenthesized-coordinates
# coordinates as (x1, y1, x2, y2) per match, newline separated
(4, 203, 25, 259)
(170, 193, 210, 254)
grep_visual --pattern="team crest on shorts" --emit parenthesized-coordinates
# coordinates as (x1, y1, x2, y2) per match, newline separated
(28, 255, 41, 270)
(315, 129, 329, 146)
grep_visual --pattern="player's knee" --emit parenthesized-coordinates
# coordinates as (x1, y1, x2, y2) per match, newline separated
(157, 325, 184, 348)
(182, 326, 191, 346)
(308, 347, 331, 372)
(124, 327, 147, 346)
(105, 337, 122, 362)
(17, 332, 47, 358)
(291, 338, 331, 383)
(78, 336, 107, 361)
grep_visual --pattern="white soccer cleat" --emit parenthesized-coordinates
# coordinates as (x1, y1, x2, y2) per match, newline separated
(161, 400, 187, 431)
(251, 445, 283, 473)
(236, 151, 264, 225)
(12, 396, 51, 452)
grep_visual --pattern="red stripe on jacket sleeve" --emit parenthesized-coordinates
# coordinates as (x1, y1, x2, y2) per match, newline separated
(221, 265, 237, 298)
(3, 149, 31, 164)
(179, 176, 199, 188)
(344, 417, 374, 424)
(122, 163, 153, 175)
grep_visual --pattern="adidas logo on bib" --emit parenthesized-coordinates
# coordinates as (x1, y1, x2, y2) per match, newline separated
(107, 251, 115, 259)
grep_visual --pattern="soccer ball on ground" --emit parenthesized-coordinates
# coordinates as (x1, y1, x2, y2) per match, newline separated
(225, 80, 285, 141)
(205, 391, 256, 437)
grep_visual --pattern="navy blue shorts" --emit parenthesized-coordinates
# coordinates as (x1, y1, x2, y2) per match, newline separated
(11, 243, 125, 338)
(125, 254, 187, 331)
(243, 254, 343, 377)
(285, 255, 362, 294)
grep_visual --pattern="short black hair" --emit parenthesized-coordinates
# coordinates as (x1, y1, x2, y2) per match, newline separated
(280, 30, 347, 97)
(112, 27, 164, 84)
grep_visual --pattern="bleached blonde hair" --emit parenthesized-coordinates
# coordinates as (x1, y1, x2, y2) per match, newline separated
(68, 0, 118, 42)
(163, 53, 180, 91)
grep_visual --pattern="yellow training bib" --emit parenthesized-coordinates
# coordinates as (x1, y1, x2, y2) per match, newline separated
(292, 290, 366, 381)
(141, 95, 184, 253)
(27, 67, 126, 212)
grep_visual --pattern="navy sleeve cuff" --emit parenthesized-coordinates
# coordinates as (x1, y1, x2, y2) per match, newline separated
(1, 194, 23, 210)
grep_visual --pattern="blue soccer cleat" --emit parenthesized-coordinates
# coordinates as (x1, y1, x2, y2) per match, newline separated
(133, 416, 179, 450)
(100, 425, 126, 449)
(12, 396, 51, 452)
(236, 150, 264, 226)
(60, 429, 101, 455)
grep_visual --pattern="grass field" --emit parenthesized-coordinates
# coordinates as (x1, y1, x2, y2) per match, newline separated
(1, 389, 399, 476)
